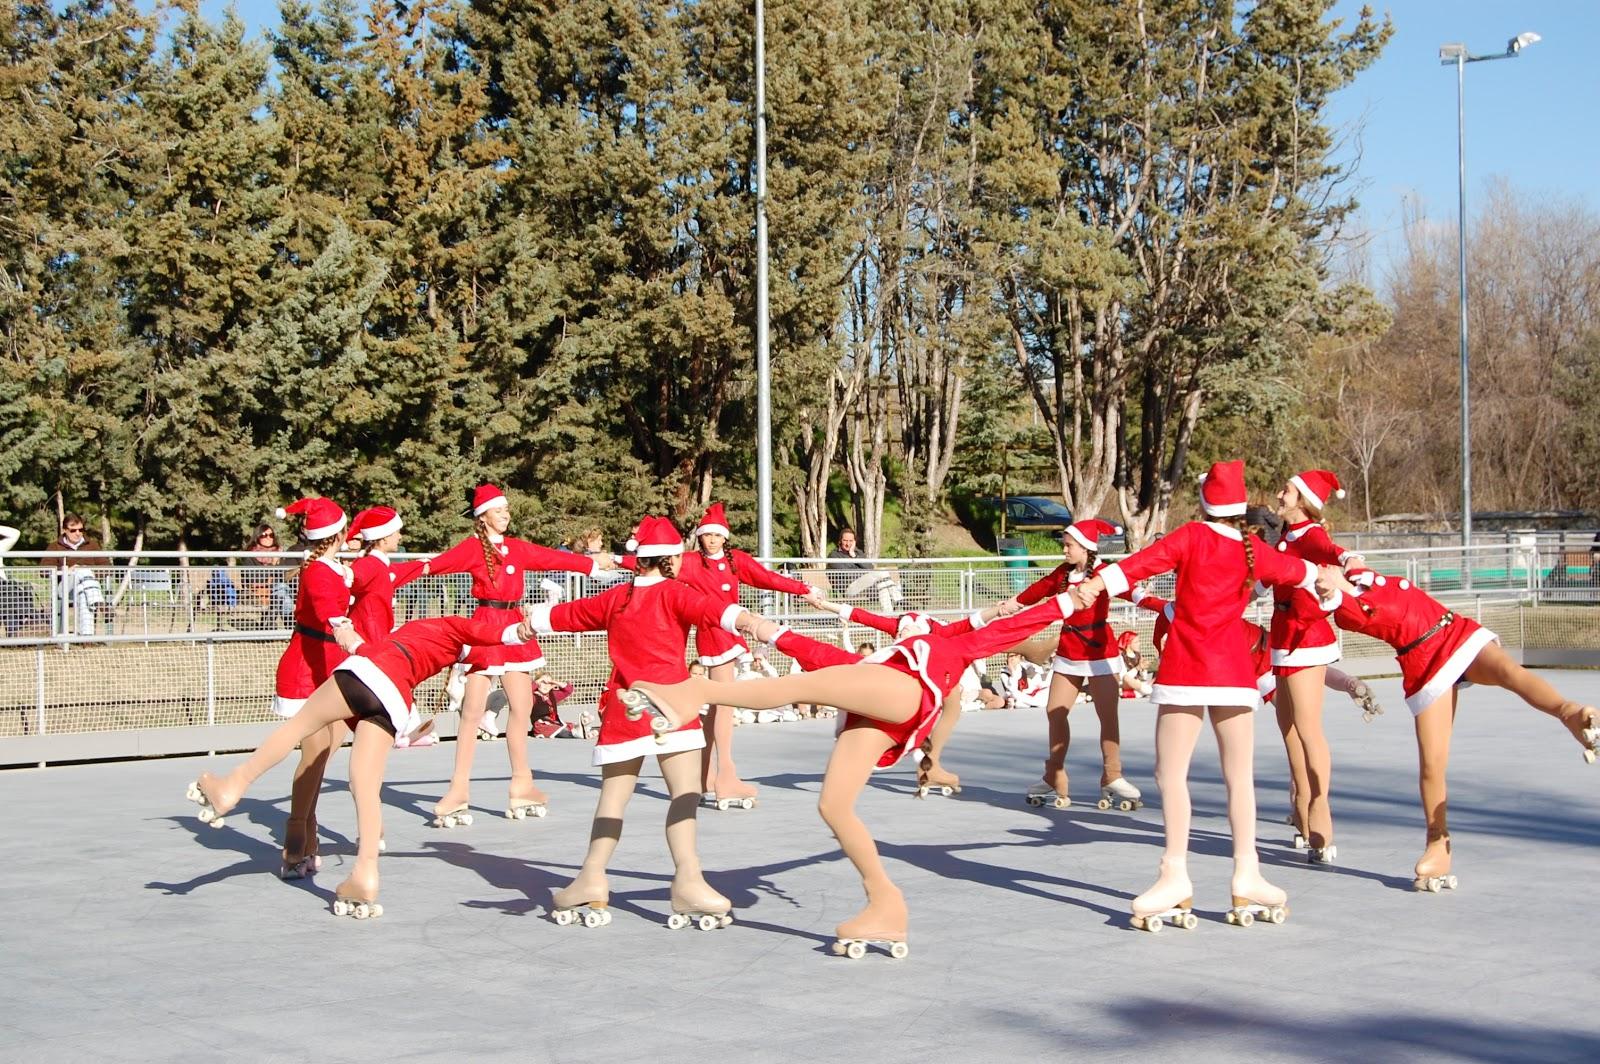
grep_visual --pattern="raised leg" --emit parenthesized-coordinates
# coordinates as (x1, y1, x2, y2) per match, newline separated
(820, 723, 907, 941)
(437, 672, 492, 814)
(191, 681, 353, 819)
(637, 663, 924, 728)
(1281, 666, 1335, 852)
(500, 671, 549, 809)
(1463, 642, 1599, 755)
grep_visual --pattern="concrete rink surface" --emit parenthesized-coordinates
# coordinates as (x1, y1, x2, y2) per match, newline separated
(3, 672, 1599, 1063)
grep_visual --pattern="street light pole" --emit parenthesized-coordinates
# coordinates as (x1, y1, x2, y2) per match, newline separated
(754, 0, 773, 559)
(1438, 32, 1539, 557)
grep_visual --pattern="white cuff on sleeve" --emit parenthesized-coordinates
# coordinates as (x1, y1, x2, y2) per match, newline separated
(1099, 563, 1130, 598)
(1129, 585, 1148, 605)
(500, 623, 525, 646)
(1296, 560, 1318, 591)
(1337, 550, 1354, 566)
(967, 610, 988, 630)
(719, 603, 744, 634)
(836, 603, 855, 622)
(1252, 581, 1269, 599)
(527, 603, 554, 635)
(588, 558, 602, 579)
(1318, 590, 1343, 615)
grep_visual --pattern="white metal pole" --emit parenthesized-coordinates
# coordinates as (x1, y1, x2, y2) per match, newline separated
(1455, 52, 1472, 558)
(755, 0, 773, 559)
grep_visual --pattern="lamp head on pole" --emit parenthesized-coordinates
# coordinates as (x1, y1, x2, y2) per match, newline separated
(1508, 31, 1541, 55)
(1439, 43, 1467, 62)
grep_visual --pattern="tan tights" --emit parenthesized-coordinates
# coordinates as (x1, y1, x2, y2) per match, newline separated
(442, 670, 542, 808)
(1042, 671, 1124, 787)
(1275, 666, 1334, 849)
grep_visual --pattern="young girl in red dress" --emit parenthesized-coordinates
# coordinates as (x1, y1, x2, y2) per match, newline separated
(1316, 564, 1599, 891)
(422, 484, 608, 824)
(676, 502, 824, 806)
(526, 516, 751, 929)
(619, 594, 1076, 957)
(1068, 460, 1322, 932)
(187, 610, 538, 917)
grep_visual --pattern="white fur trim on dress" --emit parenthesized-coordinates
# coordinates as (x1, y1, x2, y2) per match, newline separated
(1257, 672, 1278, 697)
(592, 727, 706, 765)
(335, 655, 413, 734)
(1151, 683, 1262, 710)
(1099, 563, 1131, 598)
(697, 643, 746, 668)
(1271, 641, 1341, 668)
(1051, 653, 1124, 677)
(470, 656, 547, 676)
(271, 694, 306, 719)
(1202, 521, 1243, 541)
(1404, 627, 1498, 715)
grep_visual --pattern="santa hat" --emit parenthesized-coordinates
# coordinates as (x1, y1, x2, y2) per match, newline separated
(461, 484, 508, 519)
(694, 502, 731, 539)
(1290, 469, 1346, 512)
(349, 506, 402, 542)
(275, 497, 347, 541)
(625, 515, 685, 558)
(1197, 460, 1249, 518)
(1065, 518, 1122, 552)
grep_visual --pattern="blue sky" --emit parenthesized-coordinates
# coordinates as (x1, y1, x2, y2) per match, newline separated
(201, 0, 1596, 287)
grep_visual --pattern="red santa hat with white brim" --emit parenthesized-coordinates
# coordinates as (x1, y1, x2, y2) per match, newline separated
(1289, 469, 1346, 513)
(1065, 518, 1121, 553)
(349, 505, 403, 542)
(694, 501, 731, 539)
(1197, 459, 1249, 518)
(275, 497, 347, 541)
(461, 483, 508, 519)
(626, 515, 685, 558)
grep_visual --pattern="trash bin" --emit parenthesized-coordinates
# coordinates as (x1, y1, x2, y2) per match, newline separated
(998, 537, 1029, 592)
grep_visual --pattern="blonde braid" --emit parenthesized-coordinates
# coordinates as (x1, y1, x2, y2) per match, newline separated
(298, 533, 341, 577)
(474, 516, 499, 578)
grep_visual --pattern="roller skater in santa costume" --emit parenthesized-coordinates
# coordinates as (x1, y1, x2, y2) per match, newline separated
(421, 485, 609, 826)
(1068, 460, 1323, 932)
(526, 516, 755, 929)
(619, 592, 1079, 958)
(269, 497, 356, 879)
(999, 518, 1143, 812)
(678, 502, 826, 808)
(1267, 469, 1362, 865)
(1315, 564, 1599, 892)
(185, 610, 539, 918)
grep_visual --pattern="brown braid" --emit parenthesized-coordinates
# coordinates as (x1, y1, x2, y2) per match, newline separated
(1221, 515, 1256, 594)
(473, 516, 499, 579)
(298, 533, 342, 576)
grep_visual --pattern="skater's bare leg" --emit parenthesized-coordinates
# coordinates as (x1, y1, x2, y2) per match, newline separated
(1282, 667, 1334, 850)
(1132, 707, 1203, 917)
(1463, 642, 1598, 747)
(1213, 705, 1284, 905)
(195, 683, 353, 816)
(553, 758, 641, 908)
(1413, 692, 1457, 885)
(658, 748, 727, 912)
(821, 722, 906, 939)
(501, 671, 548, 807)
(437, 672, 491, 813)
(1088, 673, 1123, 786)
(336, 718, 389, 904)
(635, 665, 923, 728)
(1274, 698, 1311, 839)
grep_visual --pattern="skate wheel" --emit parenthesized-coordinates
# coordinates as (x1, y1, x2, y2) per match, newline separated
(553, 909, 575, 925)
(1445, 875, 1457, 890)
(888, 941, 909, 960)
(1237, 911, 1253, 927)
(533, 806, 547, 818)
(460, 814, 473, 825)
(354, 903, 371, 919)
(719, 914, 733, 927)
(1144, 916, 1162, 934)
(914, 788, 928, 800)
(333, 899, 349, 916)
(831, 940, 846, 955)
(602, 910, 613, 925)
(583, 910, 605, 929)
(1292, 834, 1306, 850)
(938, 787, 952, 797)
(1268, 906, 1287, 925)
(1096, 798, 1111, 810)
(740, 799, 754, 810)
(716, 800, 731, 811)
(845, 941, 866, 960)
(1180, 913, 1198, 931)
(370, 904, 383, 918)
(1025, 795, 1042, 807)
(209, 816, 225, 829)
(1585, 749, 1596, 764)
(667, 913, 689, 930)
(1119, 800, 1136, 812)
(698, 914, 720, 932)
(1053, 796, 1071, 810)
(507, 807, 521, 819)
(1225, 910, 1238, 925)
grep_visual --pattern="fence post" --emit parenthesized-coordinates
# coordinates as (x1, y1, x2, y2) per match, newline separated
(205, 641, 216, 729)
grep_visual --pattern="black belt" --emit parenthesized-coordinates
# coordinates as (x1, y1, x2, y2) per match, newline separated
(475, 597, 520, 610)
(389, 639, 417, 670)
(1060, 622, 1107, 645)
(295, 623, 336, 644)
(1396, 611, 1454, 657)
(1274, 601, 1292, 611)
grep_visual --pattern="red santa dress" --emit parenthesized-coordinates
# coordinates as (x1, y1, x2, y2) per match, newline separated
(272, 556, 354, 717)
(676, 549, 812, 667)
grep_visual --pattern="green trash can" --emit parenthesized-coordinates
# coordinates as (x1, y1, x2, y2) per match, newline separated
(998, 537, 1029, 592)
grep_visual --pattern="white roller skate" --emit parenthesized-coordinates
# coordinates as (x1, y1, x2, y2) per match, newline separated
(1097, 777, 1143, 812)
(1307, 844, 1338, 866)
(702, 793, 757, 811)
(666, 878, 733, 931)
(832, 937, 909, 960)
(331, 870, 382, 919)
(1349, 679, 1384, 722)
(551, 875, 612, 927)
(1226, 895, 1290, 927)
(505, 797, 548, 820)
(1025, 781, 1071, 809)
(431, 802, 473, 829)
(1130, 901, 1198, 934)
(1130, 859, 1195, 933)
(619, 686, 685, 740)
(184, 779, 228, 829)
(1412, 837, 1456, 893)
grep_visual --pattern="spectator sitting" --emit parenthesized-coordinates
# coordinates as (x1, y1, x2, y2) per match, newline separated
(530, 671, 578, 738)
(998, 651, 1049, 710)
(242, 522, 294, 621)
(825, 527, 904, 612)
(1118, 631, 1153, 698)
(44, 513, 108, 636)
(958, 660, 1007, 712)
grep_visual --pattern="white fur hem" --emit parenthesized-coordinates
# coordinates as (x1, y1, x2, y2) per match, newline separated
(697, 643, 746, 668)
(271, 695, 305, 719)
(592, 728, 706, 765)
(1151, 683, 1262, 710)
(472, 657, 547, 676)
(1051, 654, 1124, 677)
(1270, 642, 1341, 667)
(1404, 627, 1498, 715)
(1257, 672, 1278, 697)
(336, 655, 413, 734)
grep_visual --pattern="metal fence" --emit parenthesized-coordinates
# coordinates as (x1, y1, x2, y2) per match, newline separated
(1, 539, 1595, 766)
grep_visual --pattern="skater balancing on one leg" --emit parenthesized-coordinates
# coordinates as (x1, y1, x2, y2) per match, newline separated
(278, 505, 430, 879)
(1267, 470, 1362, 865)
(1000, 518, 1143, 812)
(621, 594, 1077, 957)
(185, 610, 539, 918)
(422, 484, 611, 825)
(268, 497, 357, 880)
(1315, 564, 1600, 893)
(676, 502, 826, 808)
(1068, 460, 1323, 933)
(525, 516, 761, 930)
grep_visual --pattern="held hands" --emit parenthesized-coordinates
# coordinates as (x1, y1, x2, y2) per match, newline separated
(1070, 576, 1105, 611)
(994, 596, 1023, 618)
(517, 604, 538, 643)
(333, 621, 362, 653)
(1314, 564, 1353, 602)
(801, 588, 827, 609)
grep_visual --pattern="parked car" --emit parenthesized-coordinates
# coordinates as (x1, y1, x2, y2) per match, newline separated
(990, 495, 1074, 533)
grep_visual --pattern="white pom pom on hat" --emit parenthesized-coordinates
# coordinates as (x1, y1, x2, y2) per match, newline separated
(274, 507, 287, 519)
(625, 538, 639, 552)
